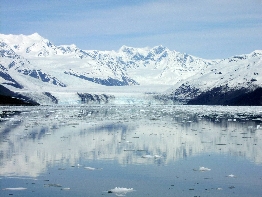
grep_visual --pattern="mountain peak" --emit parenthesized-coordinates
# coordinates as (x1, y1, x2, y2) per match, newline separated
(28, 32, 43, 40)
(0, 32, 44, 41)
(152, 45, 165, 49)
(118, 45, 149, 57)
(119, 45, 133, 51)
(252, 50, 262, 55)
(151, 45, 168, 54)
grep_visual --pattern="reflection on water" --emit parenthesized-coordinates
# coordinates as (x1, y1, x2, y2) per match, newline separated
(0, 105, 262, 196)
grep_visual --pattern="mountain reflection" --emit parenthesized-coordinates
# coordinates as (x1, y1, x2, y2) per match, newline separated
(0, 105, 261, 177)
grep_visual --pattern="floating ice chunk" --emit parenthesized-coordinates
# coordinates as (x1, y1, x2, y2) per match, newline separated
(141, 155, 154, 158)
(84, 167, 96, 170)
(3, 187, 27, 190)
(227, 174, 236, 178)
(154, 155, 161, 158)
(61, 187, 70, 190)
(199, 166, 211, 171)
(217, 187, 223, 190)
(141, 154, 161, 159)
(108, 187, 134, 196)
(84, 166, 102, 170)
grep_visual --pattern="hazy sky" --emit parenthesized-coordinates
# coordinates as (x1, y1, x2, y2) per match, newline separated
(1, 0, 262, 59)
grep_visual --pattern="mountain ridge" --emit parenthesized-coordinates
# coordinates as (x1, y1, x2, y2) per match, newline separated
(0, 33, 261, 105)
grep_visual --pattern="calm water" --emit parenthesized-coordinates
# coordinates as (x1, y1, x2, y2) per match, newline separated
(0, 105, 262, 197)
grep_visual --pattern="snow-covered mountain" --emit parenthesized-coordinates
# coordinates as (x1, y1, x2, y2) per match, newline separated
(0, 33, 261, 105)
(158, 50, 262, 105)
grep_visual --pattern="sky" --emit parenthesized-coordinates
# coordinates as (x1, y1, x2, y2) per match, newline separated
(1, 0, 262, 59)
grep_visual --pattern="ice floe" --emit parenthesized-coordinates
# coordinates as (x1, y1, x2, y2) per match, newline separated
(141, 154, 161, 159)
(84, 167, 96, 170)
(227, 174, 236, 178)
(2, 187, 27, 190)
(198, 166, 211, 171)
(141, 155, 154, 158)
(84, 166, 102, 170)
(107, 187, 134, 196)
(61, 187, 71, 190)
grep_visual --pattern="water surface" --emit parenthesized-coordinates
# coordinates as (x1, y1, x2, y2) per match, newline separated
(0, 105, 262, 196)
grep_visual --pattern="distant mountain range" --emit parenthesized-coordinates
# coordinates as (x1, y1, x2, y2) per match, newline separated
(0, 33, 261, 105)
